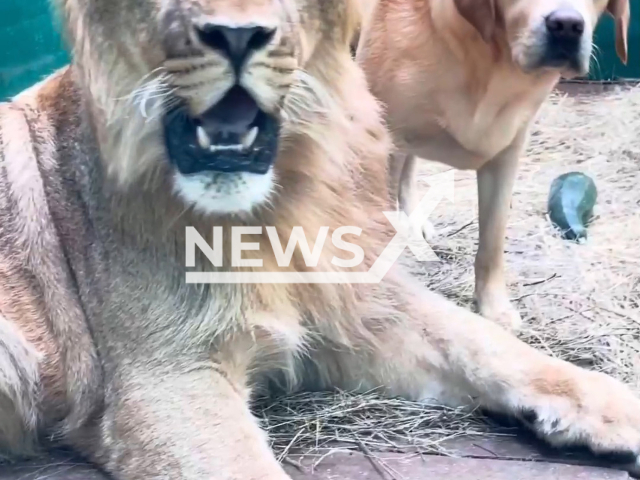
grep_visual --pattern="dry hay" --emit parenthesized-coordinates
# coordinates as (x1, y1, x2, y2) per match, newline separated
(414, 83, 640, 385)
(256, 391, 505, 463)
(257, 84, 640, 463)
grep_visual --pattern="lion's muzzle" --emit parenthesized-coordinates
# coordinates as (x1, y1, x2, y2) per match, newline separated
(162, 17, 283, 176)
(163, 85, 280, 175)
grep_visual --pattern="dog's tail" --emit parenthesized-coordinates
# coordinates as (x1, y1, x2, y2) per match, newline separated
(0, 314, 41, 455)
(349, 0, 378, 56)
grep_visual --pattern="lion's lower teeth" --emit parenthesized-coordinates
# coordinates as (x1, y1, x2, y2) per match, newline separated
(196, 126, 211, 149)
(241, 127, 259, 150)
(200, 127, 258, 153)
(209, 144, 243, 152)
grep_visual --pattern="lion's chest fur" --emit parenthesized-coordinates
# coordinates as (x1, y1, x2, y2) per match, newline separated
(8, 68, 390, 393)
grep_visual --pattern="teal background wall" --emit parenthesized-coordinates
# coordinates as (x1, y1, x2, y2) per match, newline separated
(590, 0, 640, 80)
(0, 0, 638, 101)
(0, 0, 69, 101)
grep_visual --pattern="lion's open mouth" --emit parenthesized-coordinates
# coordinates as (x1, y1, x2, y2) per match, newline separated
(163, 86, 280, 175)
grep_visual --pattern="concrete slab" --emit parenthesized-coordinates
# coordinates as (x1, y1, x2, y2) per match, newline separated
(284, 452, 630, 480)
(0, 438, 631, 480)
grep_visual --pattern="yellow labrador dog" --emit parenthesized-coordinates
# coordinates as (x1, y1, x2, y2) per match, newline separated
(356, 0, 630, 330)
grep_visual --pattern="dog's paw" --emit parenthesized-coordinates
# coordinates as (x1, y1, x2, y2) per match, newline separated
(521, 369, 640, 476)
(476, 295, 522, 332)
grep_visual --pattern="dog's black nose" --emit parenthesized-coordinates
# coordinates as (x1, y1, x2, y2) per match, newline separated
(545, 9, 585, 40)
(196, 24, 276, 72)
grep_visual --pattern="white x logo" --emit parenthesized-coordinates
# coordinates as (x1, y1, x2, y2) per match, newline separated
(367, 170, 455, 281)
(185, 170, 455, 284)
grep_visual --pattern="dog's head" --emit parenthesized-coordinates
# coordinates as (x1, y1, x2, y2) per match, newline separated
(58, 0, 363, 214)
(453, 0, 630, 77)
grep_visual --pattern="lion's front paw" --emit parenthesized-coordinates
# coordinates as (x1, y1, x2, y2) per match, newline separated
(521, 369, 640, 476)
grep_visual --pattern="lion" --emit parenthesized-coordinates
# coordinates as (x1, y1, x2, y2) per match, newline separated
(0, 0, 640, 479)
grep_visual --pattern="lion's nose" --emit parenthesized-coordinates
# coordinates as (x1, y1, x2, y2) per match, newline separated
(196, 24, 276, 73)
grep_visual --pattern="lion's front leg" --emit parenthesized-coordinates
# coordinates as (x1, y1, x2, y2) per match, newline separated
(314, 272, 640, 475)
(73, 365, 291, 480)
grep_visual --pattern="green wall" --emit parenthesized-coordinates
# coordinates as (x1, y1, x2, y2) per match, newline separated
(0, 0, 69, 101)
(590, 0, 640, 80)
(0, 0, 638, 101)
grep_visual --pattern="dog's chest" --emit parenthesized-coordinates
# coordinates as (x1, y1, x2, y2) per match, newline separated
(442, 90, 543, 163)
(402, 74, 555, 168)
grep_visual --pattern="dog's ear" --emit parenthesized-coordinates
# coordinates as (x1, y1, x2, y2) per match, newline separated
(607, 0, 630, 64)
(453, 0, 496, 43)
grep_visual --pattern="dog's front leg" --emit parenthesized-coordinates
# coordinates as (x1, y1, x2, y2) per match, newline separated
(392, 153, 437, 240)
(474, 131, 527, 331)
(75, 365, 290, 480)
(316, 275, 640, 475)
